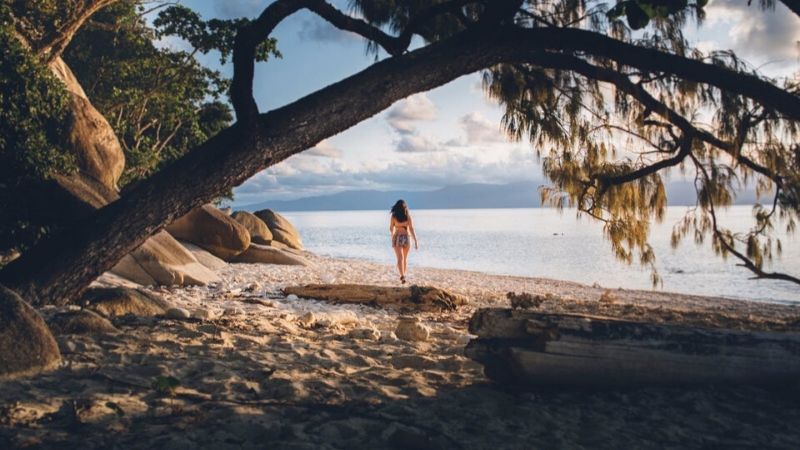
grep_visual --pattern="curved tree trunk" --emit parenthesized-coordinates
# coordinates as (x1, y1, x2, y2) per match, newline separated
(4, 20, 800, 305)
(0, 28, 515, 305)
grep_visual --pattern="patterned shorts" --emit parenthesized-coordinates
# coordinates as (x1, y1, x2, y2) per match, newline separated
(393, 233, 410, 248)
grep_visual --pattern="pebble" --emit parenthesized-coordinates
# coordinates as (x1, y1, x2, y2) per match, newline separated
(192, 308, 219, 320)
(348, 327, 381, 341)
(165, 307, 191, 320)
(286, 294, 299, 301)
(224, 307, 246, 316)
(297, 312, 316, 327)
(456, 334, 472, 346)
(395, 317, 430, 342)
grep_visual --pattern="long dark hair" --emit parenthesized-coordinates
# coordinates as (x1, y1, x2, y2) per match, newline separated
(391, 199, 409, 222)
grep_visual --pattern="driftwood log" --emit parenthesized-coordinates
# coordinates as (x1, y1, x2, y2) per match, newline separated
(465, 308, 800, 387)
(283, 284, 467, 311)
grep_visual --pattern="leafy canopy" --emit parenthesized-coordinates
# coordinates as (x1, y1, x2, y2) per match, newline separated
(347, 0, 799, 284)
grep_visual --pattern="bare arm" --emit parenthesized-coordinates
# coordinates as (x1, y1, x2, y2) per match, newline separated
(409, 216, 419, 249)
(389, 216, 395, 235)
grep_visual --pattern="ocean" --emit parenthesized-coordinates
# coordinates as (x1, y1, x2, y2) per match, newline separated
(283, 206, 800, 304)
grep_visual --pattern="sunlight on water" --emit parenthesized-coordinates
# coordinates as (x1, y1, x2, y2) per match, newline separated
(284, 206, 800, 304)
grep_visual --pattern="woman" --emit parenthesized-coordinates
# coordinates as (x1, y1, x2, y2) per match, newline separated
(389, 199, 418, 284)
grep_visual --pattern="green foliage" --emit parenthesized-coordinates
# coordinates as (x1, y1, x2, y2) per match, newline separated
(607, 1, 706, 30)
(153, 5, 281, 64)
(64, 2, 238, 185)
(0, 6, 73, 180)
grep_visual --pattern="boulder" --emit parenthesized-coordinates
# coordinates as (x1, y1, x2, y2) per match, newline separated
(166, 205, 250, 260)
(253, 209, 303, 250)
(48, 310, 118, 335)
(79, 287, 171, 317)
(179, 241, 227, 270)
(231, 211, 273, 244)
(0, 285, 61, 380)
(231, 244, 310, 266)
(111, 231, 219, 286)
(49, 57, 124, 190)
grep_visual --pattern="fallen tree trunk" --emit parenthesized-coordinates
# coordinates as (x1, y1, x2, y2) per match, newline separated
(465, 308, 800, 387)
(283, 284, 467, 311)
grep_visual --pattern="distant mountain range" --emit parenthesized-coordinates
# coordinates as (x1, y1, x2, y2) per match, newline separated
(238, 181, 765, 212)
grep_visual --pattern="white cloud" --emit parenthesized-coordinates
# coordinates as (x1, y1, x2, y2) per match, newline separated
(232, 147, 543, 203)
(705, 0, 800, 68)
(458, 112, 507, 144)
(386, 94, 438, 134)
(396, 134, 444, 153)
(305, 139, 343, 158)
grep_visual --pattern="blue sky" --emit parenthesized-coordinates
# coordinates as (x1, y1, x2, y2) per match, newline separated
(162, 1, 800, 206)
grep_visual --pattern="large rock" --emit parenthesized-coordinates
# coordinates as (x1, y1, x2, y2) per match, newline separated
(111, 231, 219, 286)
(179, 241, 227, 270)
(79, 287, 171, 317)
(47, 310, 118, 335)
(232, 244, 310, 266)
(0, 285, 61, 380)
(49, 57, 124, 190)
(167, 205, 251, 260)
(253, 209, 303, 250)
(231, 211, 273, 244)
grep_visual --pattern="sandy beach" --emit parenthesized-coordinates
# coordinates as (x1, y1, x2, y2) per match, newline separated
(2, 254, 800, 449)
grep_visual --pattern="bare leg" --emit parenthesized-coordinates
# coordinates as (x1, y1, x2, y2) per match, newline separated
(393, 246, 404, 279)
(401, 245, 411, 278)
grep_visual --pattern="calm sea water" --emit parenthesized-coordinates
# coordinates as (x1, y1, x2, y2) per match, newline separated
(283, 207, 800, 304)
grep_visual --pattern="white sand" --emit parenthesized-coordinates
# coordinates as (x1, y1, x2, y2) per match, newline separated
(2, 254, 799, 449)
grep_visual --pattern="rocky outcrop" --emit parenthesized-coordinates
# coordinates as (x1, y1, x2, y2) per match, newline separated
(167, 205, 250, 260)
(49, 57, 124, 191)
(282, 284, 467, 311)
(79, 287, 171, 317)
(179, 241, 227, 270)
(0, 285, 61, 380)
(253, 209, 303, 250)
(231, 211, 273, 244)
(232, 244, 310, 266)
(110, 231, 219, 286)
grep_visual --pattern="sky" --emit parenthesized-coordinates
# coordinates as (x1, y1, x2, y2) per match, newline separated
(161, 0, 800, 206)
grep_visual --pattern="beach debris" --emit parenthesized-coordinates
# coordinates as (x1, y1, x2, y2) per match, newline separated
(192, 308, 219, 321)
(286, 294, 299, 301)
(283, 284, 467, 311)
(599, 289, 618, 304)
(465, 308, 800, 387)
(245, 282, 262, 292)
(395, 317, 430, 342)
(165, 307, 191, 320)
(349, 327, 381, 341)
